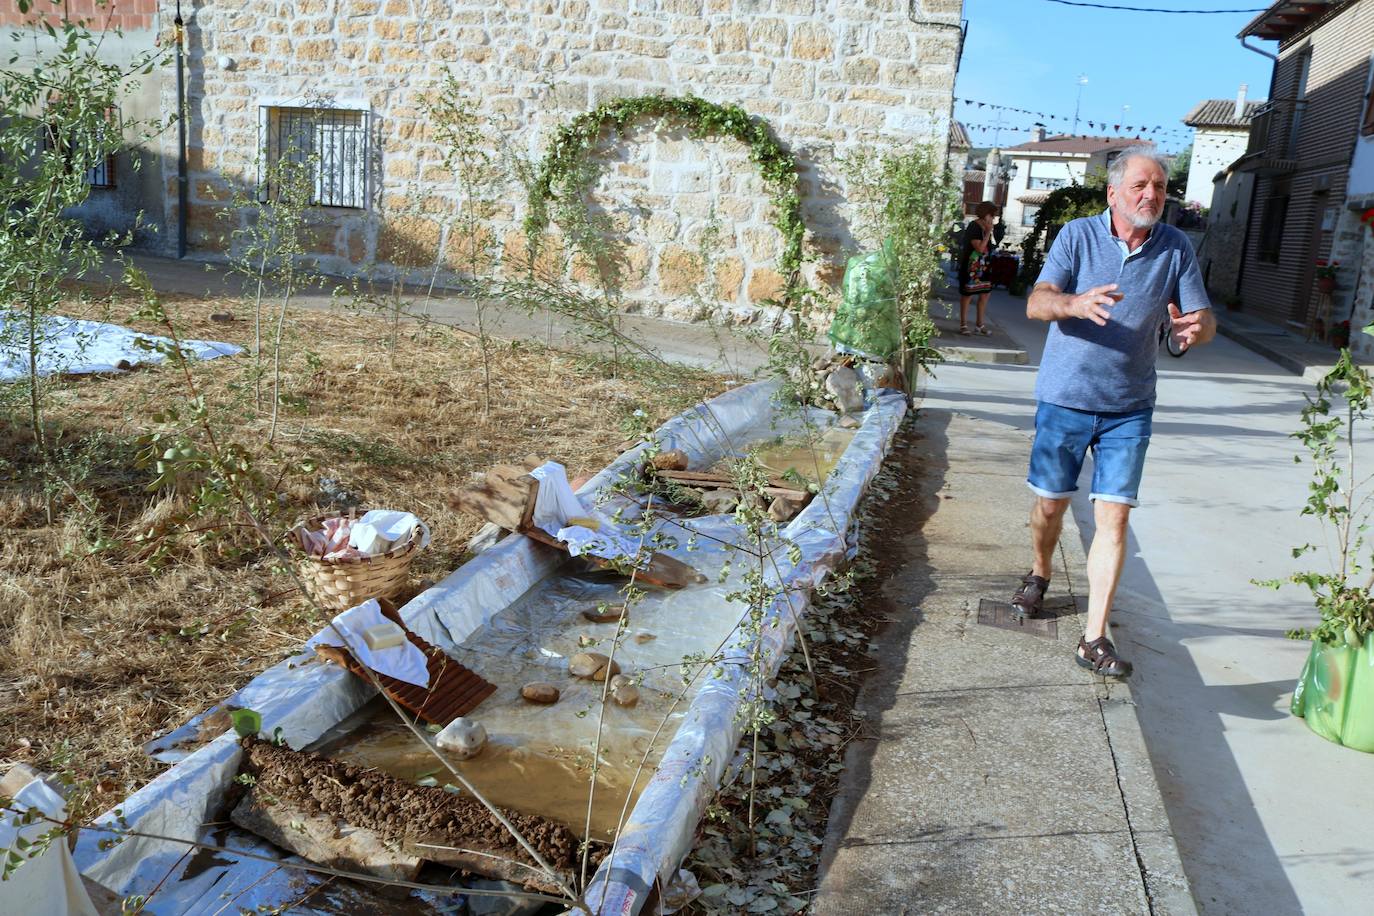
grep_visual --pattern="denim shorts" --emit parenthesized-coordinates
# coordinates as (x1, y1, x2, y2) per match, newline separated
(1026, 402, 1153, 507)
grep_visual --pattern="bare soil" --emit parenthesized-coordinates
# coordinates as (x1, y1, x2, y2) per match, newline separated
(238, 737, 588, 885)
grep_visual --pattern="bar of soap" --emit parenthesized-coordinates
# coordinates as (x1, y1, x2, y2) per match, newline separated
(363, 621, 406, 651)
(565, 515, 601, 531)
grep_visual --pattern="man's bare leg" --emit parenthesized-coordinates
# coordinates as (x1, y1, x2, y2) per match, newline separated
(1082, 500, 1132, 645)
(1030, 496, 1069, 580)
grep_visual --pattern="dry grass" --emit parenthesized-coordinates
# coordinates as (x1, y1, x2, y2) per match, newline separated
(0, 292, 723, 815)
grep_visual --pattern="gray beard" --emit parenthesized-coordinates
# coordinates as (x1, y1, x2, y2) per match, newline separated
(1125, 209, 1160, 229)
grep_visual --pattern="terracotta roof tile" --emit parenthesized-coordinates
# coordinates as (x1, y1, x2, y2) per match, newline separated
(1183, 99, 1263, 128)
(1004, 135, 1142, 155)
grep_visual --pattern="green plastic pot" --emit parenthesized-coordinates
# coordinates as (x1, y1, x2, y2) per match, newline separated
(1291, 632, 1374, 753)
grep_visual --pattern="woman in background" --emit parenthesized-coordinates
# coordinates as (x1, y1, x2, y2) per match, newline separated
(958, 202, 997, 335)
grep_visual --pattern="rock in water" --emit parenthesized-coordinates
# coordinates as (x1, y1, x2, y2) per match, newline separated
(521, 682, 560, 704)
(838, 414, 862, 430)
(825, 365, 865, 415)
(568, 652, 621, 681)
(435, 718, 487, 759)
(609, 674, 640, 708)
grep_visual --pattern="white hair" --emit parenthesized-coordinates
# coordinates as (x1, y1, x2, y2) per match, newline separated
(1107, 145, 1169, 187)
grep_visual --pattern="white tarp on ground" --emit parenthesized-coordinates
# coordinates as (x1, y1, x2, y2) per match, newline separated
(73, 379, 907, 915)
(0, 313, 241, 380)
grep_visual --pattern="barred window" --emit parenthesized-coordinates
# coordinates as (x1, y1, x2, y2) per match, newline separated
(40, 107, 119, 189)
(260, 106, 370, 209)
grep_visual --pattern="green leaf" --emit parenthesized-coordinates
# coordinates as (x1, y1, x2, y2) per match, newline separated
(229, 708, 262, 738)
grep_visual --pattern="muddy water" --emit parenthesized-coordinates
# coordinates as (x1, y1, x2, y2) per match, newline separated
(749, 425, 857, 487)
(319, 418, 854, 842)
(321, 713, 654, 841)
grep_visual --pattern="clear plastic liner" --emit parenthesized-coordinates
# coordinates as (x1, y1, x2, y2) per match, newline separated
(75, 380, 907, 916)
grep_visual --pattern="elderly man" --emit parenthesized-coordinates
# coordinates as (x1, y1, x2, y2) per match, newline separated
(1009, 146, 1216, 678)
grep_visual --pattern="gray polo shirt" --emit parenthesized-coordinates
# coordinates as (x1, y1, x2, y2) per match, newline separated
(1034, 209, 1210, 413)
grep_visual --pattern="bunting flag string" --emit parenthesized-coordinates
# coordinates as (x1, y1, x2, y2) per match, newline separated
(954, 96, 1192, 139)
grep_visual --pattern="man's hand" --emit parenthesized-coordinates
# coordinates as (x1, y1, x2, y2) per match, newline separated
(1167, 303, 1216, 351)
(1069, 283, 1122, 327)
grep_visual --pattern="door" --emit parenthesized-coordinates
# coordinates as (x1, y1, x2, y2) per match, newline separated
(1292, 188, 1330, 326)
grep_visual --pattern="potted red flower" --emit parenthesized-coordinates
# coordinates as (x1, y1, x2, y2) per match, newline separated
(1316, 259, 1339, 293)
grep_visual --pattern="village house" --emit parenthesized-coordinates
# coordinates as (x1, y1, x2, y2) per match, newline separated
(999, 129, 1138, 245)
(8, 1, 969, 322)
(1182, 86, 1262, 208)
(1230, 0, 1374, 335)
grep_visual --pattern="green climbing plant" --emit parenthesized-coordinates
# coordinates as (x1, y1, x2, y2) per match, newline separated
(523, 94, 806, 297)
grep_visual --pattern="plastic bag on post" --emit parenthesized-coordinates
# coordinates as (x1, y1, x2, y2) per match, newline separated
(1291, 633, 1374, 753)
(828, 240, 901, 362)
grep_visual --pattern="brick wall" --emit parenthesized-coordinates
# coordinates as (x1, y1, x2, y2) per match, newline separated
(164, 0, 964, 319)
(0, 0, 158, 31)
(1240, 0, 1374, 329)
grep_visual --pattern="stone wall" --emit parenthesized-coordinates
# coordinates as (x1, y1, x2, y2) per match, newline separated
(165, 0, 963, 319)
(1333, 193, 1373, 360)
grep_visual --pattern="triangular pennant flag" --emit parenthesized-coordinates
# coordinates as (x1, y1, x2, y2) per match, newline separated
(1113, 124, 1120, 131)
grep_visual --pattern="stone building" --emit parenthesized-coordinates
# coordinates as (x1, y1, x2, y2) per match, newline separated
(124, 0, 966, 321)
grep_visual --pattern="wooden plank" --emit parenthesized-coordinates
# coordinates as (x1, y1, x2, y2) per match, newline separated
(653, 468, 811, 501)
(314, 600, 496, 726)
(449, 464, 539, 531)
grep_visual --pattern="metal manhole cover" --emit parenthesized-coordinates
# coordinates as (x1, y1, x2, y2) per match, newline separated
(977, 598, 1060, 640)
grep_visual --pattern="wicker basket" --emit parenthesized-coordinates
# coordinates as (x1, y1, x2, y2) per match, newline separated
(290, 509, 424, 611)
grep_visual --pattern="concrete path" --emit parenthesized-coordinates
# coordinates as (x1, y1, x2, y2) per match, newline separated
(909, 290, 1374, 916)
(813, 408, 1193, 916)
(98, 251, 1026, 373)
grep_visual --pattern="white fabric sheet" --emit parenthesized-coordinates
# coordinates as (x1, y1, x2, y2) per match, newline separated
(307, 599, 430, 687)
(0, 313, 241, 381)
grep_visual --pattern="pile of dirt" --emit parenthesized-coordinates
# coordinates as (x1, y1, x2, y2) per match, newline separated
(238, 737, 588, 876)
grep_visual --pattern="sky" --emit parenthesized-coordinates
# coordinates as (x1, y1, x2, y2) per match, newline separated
(953, 0, 1279, 154)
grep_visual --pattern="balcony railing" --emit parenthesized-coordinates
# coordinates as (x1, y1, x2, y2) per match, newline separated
(1245, 99, 1307, 160)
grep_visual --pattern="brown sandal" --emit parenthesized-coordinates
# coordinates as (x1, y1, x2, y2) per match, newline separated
(1010, 572, 1049, 619)
(1076, 636, 1132, 678)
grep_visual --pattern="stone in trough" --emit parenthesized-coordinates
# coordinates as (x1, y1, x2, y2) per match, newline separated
(700, 489, 738, 514)
(825, 365, 865, 415)
(569, 652, 620, 681)
(609, 674, 640, 708)
(768, 493, 806, 523)
(521, 682, 560, 704)
(435, 717, 487, 759)
(651, 449, 689, 471)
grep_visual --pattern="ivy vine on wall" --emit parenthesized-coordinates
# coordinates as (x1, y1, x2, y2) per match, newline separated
(524, 94, 806, 294)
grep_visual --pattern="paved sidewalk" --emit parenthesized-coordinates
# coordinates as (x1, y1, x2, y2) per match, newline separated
(813, 408, 1194, 915)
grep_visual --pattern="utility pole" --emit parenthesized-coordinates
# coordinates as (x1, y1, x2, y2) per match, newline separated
(1072, 74, 1088, 134)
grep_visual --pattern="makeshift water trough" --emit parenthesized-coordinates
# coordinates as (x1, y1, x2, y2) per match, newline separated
(74, 379, 907, 914)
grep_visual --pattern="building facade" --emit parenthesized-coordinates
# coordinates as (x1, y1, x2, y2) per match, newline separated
(1233, 0, 1374, 331)
(1000, 132, 1137, 245)
(1182, 89, 1261, 207)
(150, 0, 965, 320)
(1, 0, 167, 248)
